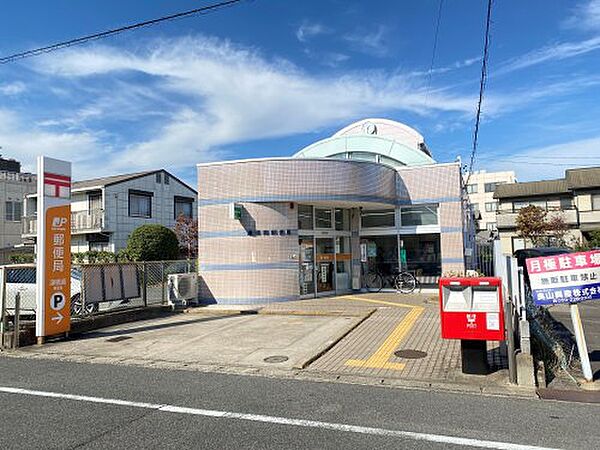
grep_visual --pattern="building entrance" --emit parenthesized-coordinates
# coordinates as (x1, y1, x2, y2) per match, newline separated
(297, 205, 353, 297)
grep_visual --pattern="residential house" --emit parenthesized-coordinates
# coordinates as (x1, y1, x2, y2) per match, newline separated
(494, 166, 600, 254)
(23, 169, 197, 253)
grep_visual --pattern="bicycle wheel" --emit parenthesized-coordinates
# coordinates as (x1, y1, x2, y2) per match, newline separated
(365, 272, 383, 292)
(395, 272, 417, 294)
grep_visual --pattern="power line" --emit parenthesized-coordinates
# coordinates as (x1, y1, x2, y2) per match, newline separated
(425, 0, 444, 103)
(464, 0, 493, 185)
(477, 155, 600, 161)
(0, 0, 249, 65)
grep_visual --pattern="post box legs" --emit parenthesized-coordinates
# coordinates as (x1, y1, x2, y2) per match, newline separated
(460, 339, 489, 375)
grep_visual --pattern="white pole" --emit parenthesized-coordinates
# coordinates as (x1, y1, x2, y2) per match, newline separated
(570, 303, 593, 382)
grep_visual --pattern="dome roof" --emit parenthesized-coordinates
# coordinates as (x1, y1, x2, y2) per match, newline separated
(293, 118, 435, 167)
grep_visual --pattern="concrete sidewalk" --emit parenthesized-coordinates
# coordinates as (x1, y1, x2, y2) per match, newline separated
(12, 292, 516, 395)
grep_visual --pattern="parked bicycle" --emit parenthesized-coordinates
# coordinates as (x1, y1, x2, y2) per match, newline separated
(364, 268, 419, 294)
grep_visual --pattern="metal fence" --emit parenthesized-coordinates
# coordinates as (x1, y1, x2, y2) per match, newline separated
(0, 260, 197, 323)
(0, 264, 37, 349)
(474, 241, 495, 276)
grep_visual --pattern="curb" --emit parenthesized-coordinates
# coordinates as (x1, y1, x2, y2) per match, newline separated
(292, 309, 377, 370)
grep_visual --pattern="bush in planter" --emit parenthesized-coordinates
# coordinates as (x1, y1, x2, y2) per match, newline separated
(125, 224, 179, 261)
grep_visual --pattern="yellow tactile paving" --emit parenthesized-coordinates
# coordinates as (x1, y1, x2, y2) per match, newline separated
(305, 293, 507, 382)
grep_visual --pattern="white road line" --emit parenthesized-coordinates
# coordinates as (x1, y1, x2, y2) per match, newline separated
(0, 386, 560, 450)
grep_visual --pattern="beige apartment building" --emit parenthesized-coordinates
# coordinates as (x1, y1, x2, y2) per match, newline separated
(464, 170, 516, 232)
(494, 167, 600, 254)
(0, 157, 36, 262)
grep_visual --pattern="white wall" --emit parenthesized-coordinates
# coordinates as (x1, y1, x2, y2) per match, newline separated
(103, 172, 196, 251)
(0, 172, 37, 249)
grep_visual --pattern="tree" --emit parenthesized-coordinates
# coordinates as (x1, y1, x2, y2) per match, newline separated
(174, 214, 198, 259)
(125, 224, 179, 261)
(516, 205, 573, 248)
(516, 205, 548, 247)
(546, 214, 570, 247)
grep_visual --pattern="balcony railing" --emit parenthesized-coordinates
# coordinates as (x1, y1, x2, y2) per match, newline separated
(23, 209, 104, 236)
(496, 208, 579, 229)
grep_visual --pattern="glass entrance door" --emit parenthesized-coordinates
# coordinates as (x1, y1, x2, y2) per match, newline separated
(299, 236, 315, 297)
(316, 238, 335, 294)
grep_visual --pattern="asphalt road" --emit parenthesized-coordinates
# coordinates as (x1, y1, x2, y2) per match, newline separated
(549, 301, 600, 379)
(0, 356, 598, 449)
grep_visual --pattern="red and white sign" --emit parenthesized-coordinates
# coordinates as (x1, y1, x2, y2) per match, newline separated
(526, 250, 600, 306)
(439, 277, 505, 341)
(44, 172, 71, 198)
(36, 157, 72, 338)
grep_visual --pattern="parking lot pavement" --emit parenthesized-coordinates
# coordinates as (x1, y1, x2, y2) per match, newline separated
(16, 312, 366, 371)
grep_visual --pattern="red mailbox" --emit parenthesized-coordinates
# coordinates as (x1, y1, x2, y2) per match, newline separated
(439, 277, 505, 341)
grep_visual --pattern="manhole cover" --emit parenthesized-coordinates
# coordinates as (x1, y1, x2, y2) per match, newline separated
(106, 336, 132, 343)
(394, 349, 427, 359)
(263, 355, 289, 363)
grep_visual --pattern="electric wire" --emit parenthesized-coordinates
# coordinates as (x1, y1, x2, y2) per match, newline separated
(425, 0, 444, 105)
(0, 0, 248, 65)
(464, 0, 493, 185)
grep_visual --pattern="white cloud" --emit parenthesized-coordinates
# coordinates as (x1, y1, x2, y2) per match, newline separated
(477, 135, 600, 181)
(343, 25, 390, 57)
(0, 81, 26, 96)
(296, 21, 329, 42)
(497, 36, 600, 74)
(0, 109, 105, 176)
(564, 0, 600, 31)
(26, 36, 477, 175)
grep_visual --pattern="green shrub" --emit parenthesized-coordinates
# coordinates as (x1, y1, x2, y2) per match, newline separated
(125, 224, 179, 261)
(72, 250, 118, 264)
(9, 253, 34, 264)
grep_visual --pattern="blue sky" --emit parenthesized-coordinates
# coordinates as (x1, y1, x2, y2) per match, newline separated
(1, 0, 600, 185)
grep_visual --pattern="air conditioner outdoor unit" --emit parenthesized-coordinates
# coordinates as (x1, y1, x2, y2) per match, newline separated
(167, 273, 198, 307)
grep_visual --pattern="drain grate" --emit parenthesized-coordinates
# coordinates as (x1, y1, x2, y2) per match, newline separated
(394, 349, 427, 359)
(106, 336, 132, 343)
(263, 355, 289, 363)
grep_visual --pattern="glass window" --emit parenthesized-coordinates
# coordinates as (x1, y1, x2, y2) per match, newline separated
(485, 202, 498, 212)
(174, 197, 193, 219)
(5, 201, 22, 222)
(361, 209, 395, 228)
(129, 191, 152, 218)
(592, 194, 600, 211)
(335, 208, 350, 231)
(88, 193, 102, 211)
(164, 174, 170, 185)
(400, 205, 438, 226)
(486, 222, 497, 231)
(315, 208, 332, 229)
(513, 200, 546, 211)
(400, 234, 441, 276)
(380, 155, 404, 168)
(298, 205, 313, 230)
(484, 182, 504, 193)
(350, 152, 377, 162)
(466, 184, 478, 194)
(155, 172, 162, 183)
(560, 197, 574, 210)
(329, 152, 349, 160)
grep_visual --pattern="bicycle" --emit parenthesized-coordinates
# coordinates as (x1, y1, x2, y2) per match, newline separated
(364, 268, 419, 294)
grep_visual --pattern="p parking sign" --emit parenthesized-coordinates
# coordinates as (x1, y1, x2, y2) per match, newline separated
(36, 156, 72, 338)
